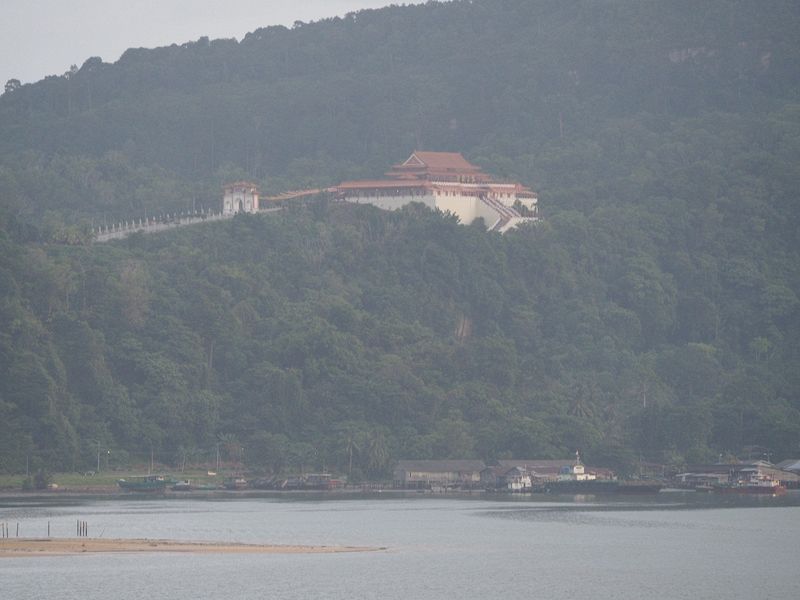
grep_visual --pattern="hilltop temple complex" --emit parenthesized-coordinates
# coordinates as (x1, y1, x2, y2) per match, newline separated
(336, 151, 539, 232)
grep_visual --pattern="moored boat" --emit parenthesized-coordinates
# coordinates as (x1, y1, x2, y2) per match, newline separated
(118, 474, 173, 493)
(616, 480, 664, 494)
(223, 476, 248, 490)
(543, 479, 619, 494)
(714, 473, 787, 495)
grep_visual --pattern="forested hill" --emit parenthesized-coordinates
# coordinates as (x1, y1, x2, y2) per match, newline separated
(1, 1, 799, 224)
(1, 1, 799, 476)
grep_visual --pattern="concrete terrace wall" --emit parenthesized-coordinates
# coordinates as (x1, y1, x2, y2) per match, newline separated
(343, 192, 513, 229)
(347, 194, 436, 212)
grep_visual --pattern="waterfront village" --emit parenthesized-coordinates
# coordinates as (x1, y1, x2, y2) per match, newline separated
(109, 453, 800, 496)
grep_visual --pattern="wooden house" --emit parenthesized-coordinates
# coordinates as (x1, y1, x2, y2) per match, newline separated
(393, 460, 486, 489)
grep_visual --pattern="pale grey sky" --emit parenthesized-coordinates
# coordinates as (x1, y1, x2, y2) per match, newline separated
(1, 1, 417, 86)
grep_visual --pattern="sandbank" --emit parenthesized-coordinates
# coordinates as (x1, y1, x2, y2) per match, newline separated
(0, 538, 381, 557)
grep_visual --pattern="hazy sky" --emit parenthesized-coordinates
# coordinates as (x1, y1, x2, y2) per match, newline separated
(1, 1, 414, 86)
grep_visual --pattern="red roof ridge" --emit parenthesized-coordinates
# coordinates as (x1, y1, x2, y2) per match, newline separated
(402, 151, 480, 172)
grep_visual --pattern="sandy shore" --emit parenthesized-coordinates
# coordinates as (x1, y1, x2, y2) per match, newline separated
(0, 538, 381, 557)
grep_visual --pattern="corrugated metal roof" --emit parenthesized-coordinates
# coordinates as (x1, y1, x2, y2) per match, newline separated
(776, 459, 800, 471)
(498, 459, 575, 469)
(395, 460, 486, 472)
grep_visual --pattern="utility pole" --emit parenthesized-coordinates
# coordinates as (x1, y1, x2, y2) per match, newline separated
(97, 440, 101, 473)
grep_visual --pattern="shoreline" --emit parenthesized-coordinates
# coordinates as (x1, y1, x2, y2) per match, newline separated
(0, 538, 382, 557)
(0, 487, 488, 501)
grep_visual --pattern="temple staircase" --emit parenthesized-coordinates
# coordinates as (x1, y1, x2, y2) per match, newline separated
(479, 194, 523, 232)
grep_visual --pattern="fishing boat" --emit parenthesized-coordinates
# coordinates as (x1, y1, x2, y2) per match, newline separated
(117, 474, 173, 493)
(714, 472, 787, 495)
(543, 479, 619, 494)
(223, 476, 248, 490)
(616, 480, 664, 494)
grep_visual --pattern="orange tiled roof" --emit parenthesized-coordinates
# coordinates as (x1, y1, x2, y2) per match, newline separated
(404, 151, 480, 172)
(224, 181, 259, 191)
(337, 179, 432, 190)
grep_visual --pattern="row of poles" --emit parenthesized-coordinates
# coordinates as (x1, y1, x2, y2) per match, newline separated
(0, 522, 19, 537)
(0, 521, 89, 538)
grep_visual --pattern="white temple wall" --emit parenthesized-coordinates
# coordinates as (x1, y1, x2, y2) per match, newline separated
(435, 193, 481, 224)
(347, 194, 436, 211)
(341, 190, 535, 231)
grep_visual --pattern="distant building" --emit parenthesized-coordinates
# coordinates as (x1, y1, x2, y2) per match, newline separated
(336, 151, 539, 233)
(679, 461, 800, 487)
(558, 452, 596, 482)
(497, 457, 604, 483)
(223, 181, 260, 215)
(480, 465, 533, 491)
(393, 460, 486, 489)
(775, 458, 800, 474)
(496, 459, 576, 479)
(485, 456, 612, 486)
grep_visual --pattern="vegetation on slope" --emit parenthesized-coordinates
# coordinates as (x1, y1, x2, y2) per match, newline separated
(0, 0, 798, 476)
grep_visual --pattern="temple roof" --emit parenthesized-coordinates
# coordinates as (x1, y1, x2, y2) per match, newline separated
(402, 151, 481, 172)
(223, 181, 259, 191)
(336, 179, 431, 189)
(336, 151, 536, 197)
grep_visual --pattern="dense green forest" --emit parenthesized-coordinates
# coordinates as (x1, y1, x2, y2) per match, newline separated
(1, 0, 799, 477)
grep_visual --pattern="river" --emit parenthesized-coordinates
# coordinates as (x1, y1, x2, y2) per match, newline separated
(1, 491, 798, 599)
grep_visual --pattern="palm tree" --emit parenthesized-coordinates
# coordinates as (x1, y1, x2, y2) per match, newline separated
(568, 383, 596, 419)
(176, 445, 200, 472)
(365, 429, 390, 477)
(217, 433, 241, 466)
(343, 433, 360, 479)
(336, 426, 364, 479)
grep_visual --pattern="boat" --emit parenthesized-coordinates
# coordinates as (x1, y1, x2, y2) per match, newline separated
(304, 473, 337, 491)
(223, 476, 248, 490)
(543, 479, 619, 494)
(192, 482, 220, 491)
(616, 480, 664, 494)
(714, 472, 787, 495)
(117, 474, 173, 493)
(170, 479, 219, 491)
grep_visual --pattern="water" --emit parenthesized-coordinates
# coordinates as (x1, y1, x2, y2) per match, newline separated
(1, 492, 798, 599)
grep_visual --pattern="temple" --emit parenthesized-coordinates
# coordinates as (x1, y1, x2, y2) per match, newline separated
(336, 151, 539, 232)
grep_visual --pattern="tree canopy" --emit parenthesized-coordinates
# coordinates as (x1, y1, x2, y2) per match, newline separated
(0, 0, 798, 476)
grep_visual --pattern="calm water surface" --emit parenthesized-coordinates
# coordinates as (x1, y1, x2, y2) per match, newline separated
(1, 492, 798, 599)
